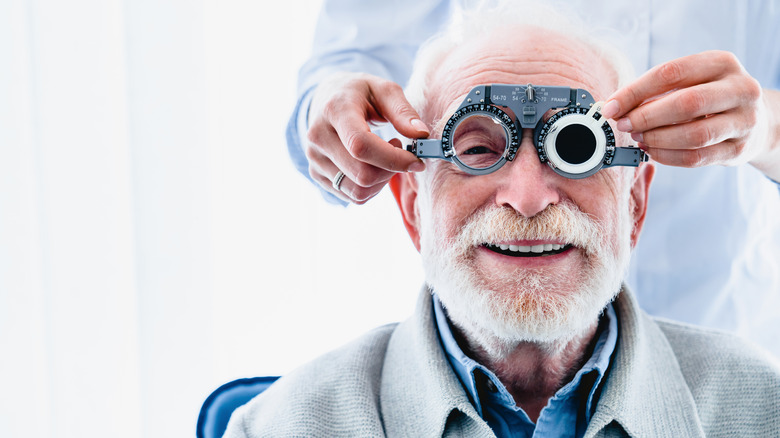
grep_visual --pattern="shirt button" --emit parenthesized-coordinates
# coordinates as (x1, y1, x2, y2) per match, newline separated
(485, 379, 498, 393)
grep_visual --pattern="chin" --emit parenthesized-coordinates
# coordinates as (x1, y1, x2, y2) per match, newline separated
(434, 254, 620, 342)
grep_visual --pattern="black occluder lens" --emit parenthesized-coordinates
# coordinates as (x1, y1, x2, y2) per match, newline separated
(556, 125, 596, 164)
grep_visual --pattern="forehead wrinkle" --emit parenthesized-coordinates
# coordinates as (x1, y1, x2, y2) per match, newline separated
(454, 57, 613, 101)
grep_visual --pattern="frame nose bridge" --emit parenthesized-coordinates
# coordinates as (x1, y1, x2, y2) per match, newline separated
(506, 128, 547, 173)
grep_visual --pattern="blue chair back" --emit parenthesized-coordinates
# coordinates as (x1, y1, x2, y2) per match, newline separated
(197, 376, 280, 438)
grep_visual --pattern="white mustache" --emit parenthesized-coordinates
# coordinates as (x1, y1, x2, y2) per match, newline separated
(454, 201, 606, 257)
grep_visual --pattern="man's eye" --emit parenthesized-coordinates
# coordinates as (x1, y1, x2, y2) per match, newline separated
(463, 146, 493, 155)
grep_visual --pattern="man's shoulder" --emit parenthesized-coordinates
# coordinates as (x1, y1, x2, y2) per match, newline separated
(223, 323, 399, 438)
(654, 316, 779, 374)
(653, 317, 780, 430)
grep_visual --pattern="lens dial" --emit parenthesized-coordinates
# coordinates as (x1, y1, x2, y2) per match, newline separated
(536, 107, 616, 178)
(443, 104, 518, 175)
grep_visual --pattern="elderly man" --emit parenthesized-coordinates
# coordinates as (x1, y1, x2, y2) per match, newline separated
(226, 5, 780, 437)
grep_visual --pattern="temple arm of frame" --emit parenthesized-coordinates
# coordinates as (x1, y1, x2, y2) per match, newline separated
(405, 139, 450, 159)
(605, 147, 649, 168)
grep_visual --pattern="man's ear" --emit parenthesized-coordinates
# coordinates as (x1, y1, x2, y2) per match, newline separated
(628, 163, 655, 248)
(389, 172, 422, 252)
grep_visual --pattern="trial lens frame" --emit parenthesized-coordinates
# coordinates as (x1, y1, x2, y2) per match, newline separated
(405, 84, 648, 179)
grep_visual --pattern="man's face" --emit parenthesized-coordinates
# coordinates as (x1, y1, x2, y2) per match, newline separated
(392, 30, 653, 356)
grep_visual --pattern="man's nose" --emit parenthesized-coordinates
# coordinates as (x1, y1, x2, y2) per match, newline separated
(494, 128, 561, 217)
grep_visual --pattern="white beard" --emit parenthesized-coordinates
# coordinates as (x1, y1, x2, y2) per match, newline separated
(418, 189, 632, 360)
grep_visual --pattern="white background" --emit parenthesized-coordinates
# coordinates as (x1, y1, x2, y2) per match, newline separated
(0, 0, 424, 436)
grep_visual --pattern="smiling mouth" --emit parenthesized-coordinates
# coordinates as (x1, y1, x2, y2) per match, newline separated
(483, 243, 572, 257)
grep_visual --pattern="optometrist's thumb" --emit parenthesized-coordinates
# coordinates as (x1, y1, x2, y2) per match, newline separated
(370, 81, 430, 139)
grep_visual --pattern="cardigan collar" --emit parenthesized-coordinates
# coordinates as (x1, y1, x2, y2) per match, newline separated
(380, 285, 704, 437)
(584, 286, 705, 437)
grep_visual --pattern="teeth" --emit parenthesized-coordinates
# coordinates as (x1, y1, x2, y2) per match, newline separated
(491, 243, 567, 254)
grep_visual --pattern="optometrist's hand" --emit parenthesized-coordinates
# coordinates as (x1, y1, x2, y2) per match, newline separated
(305, 72, 429, 204)
(601, 50, 780, 182)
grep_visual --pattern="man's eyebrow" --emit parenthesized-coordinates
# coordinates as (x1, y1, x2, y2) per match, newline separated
(431, 117, 447, 135)
(432, 95, 472, 135)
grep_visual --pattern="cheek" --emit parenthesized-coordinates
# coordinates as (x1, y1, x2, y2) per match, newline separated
(566, 169, 628, 230)
(585, 167, 626, 204)
(595, 172, 634, 249)
(426, 164, 495, 235)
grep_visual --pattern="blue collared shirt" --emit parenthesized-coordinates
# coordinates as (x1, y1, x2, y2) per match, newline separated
(432, 294, 618, 438)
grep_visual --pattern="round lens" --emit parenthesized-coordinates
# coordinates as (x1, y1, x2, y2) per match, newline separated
(451, 114, 509, 169)
(555, 124, 596, 165)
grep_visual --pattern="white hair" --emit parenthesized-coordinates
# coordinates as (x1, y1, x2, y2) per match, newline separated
(405, 0, 636, 112)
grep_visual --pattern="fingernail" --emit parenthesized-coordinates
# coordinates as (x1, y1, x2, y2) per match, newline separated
(616, 118, 633, 132)
(408, 160, 425, 172)
(631, 132, 644, 143)
(601, 100, 620, 119)
(411, 119, 429, 133)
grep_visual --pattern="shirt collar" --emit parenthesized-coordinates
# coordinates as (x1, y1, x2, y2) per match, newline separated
(432, 293, 618, 424)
